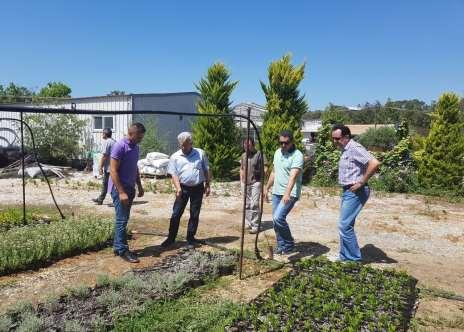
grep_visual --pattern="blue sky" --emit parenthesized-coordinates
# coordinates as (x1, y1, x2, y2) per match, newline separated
(1, 0, 463, 110)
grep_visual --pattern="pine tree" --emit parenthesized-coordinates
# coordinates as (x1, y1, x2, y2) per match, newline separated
(192, 63, 241, 179)
(418, 92, 464, 193)
(260, 54, 308, 162)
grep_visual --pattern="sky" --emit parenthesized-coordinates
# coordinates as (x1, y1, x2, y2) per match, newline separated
(1, 0, 463, 110)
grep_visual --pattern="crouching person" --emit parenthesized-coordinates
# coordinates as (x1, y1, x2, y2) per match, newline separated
(109, 123, 145, 263)
(161, 132, 210, 249)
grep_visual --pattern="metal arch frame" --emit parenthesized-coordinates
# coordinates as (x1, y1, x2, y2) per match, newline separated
(0, 105, 267, 278)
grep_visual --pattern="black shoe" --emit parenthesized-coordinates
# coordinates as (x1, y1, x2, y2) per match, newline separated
(113, 250, 119, 256)
(92, 198, 103, 205)
(160, 238, 175, 248)
(273, 247, 284, 255)
(187, 237, 205, 245)
(119, 250, 139, 263)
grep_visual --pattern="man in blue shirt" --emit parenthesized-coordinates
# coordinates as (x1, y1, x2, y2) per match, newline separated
(161, 132, 211, 249)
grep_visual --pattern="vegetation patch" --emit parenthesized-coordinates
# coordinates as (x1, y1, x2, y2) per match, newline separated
(0, 206, 63, 232)
(0, 250, 237, 331)
(0, 216, 113, 275)
(228, 258, 417, 331)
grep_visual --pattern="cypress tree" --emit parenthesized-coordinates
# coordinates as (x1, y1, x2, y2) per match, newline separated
(418, 92, 464, 193)
(260, 54, 308, 162)
(192, 63, 241, 179)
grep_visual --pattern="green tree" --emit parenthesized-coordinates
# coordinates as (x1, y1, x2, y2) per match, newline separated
(192, 62, 241, 179)
(139, 117, 166, 157)
(37, 82, 71, 98)
(321, 103, 350, 125)
(311, 122, 341, 186)
(108, 90, 125, 96)
(357, 126, 398, 150)
(0, 83, 33, 103)
(418, 92, 464, 193)
(260, 54, 308, 161)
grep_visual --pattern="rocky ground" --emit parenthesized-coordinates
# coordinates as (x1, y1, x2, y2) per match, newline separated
(0, 174, 463, 330)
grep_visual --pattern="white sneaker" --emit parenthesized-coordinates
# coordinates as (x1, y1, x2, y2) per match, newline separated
(326, 254, 341, 262)
(249, 227, 259, 234)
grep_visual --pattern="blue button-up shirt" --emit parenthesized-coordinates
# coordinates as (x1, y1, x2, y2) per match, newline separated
(167, 148, 209, 186)
(338, 139, 373, 186)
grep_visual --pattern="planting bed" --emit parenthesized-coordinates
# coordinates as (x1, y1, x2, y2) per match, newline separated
(0, 216, 114, 275)
(0, 207, 62, 232)
(228, 258, 418, 331)
(0, 249, 237, 331)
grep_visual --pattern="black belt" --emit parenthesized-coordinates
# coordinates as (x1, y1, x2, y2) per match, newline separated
(180, 183, 204, 189)
(342, 183, 367, 191)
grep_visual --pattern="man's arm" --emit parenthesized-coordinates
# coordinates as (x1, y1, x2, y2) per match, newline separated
(171, 174, 182, 199)
(136, 168, 144, 197)
(350, 158, 381, 192)
(110, 158, 129, 206)
(204, 169, 211, 197)
(99, 154, 108, 175)
(282, 168, 302, 204)
(264, 169, 275, 202)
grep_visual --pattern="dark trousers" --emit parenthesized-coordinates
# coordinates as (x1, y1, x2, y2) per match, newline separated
(97, 172, 110, 203)
(167, 183, 204, 242)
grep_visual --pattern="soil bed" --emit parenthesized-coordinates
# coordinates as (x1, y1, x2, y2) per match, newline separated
(0, 249, 237, 331)
(228, 258, 418, 331)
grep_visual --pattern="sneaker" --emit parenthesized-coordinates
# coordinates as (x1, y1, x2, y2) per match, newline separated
(119, 250, 139, 263)
(273, 247, 284, 255)
(187, 237, 206, 245)
(92, 198, 103, 205)
(281, 248, 295, 255)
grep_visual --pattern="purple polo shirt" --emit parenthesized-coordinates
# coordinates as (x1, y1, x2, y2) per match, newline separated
(108, 138, 140, 191)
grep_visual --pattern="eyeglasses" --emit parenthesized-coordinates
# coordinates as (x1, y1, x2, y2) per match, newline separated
(332, 137, 342, 141)
(279, 141, 290, 145)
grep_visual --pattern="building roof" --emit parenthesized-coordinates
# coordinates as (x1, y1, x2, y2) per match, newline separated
(347, 124, 394, 135)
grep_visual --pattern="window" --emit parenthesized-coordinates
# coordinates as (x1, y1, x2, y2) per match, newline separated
(93, 116, 114, 130)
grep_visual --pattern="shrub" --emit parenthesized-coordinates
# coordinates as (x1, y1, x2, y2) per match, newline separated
(418, 92, 464, 194)
(0, 216, 113, 275)
(357, 126, 398, 150)
(311, 122, 340, 186)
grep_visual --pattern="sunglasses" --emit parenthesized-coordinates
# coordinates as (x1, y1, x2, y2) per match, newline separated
(332, 137, 342, 141)
(279, 141, 290, 145)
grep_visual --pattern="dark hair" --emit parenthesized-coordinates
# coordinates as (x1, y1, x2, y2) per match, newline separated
(130, 122, 146, 134)
(331, 124, 351, 137)
(103, 128, 112, 137)
(278, 130, 294, 141)
(242, 137, 255, 145)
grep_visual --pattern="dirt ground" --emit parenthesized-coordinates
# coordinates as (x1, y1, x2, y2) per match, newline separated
(0, 176, 463, 330)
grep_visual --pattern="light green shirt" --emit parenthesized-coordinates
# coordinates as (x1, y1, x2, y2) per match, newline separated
(272, 148, 304, 198)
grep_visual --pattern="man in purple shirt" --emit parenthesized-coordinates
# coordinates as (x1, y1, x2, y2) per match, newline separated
(332, 124, 380, 262)
(109, 123, 145, 263)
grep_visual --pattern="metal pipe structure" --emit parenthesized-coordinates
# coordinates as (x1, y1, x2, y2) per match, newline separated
(239, 107, 251, 279)
(20, 112, 26, 224)
(0, 105, 267, 264)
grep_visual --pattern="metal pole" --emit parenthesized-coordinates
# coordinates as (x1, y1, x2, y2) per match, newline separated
(20, 111, 26, 224)
(239, 107, 251, 280)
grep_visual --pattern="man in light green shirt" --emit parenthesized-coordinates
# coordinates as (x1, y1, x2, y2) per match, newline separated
(264, 130, 304, 255)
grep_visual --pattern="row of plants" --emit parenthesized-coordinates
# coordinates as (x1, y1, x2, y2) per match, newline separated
(0, 207, 63, 232)
(0, 215, 114, 275)
(227, 258, 418, 331)
(0, 250, 237, 331)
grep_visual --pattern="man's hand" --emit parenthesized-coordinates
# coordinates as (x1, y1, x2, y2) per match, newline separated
(119, 191, 129, 206)
(99, 167, 104, 176)
(282, 193, 291, 205)
(264, 189, 270, 203)
(176, 188, 182, 200)
(137, 186, 144, 197)
(205, 184, 211, 197)
(349, 181, 364, 192)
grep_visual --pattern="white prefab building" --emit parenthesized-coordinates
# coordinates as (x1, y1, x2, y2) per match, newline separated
(0, 92, 200, 154)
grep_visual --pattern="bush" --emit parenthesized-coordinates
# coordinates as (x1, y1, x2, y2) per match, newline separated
(418, 92, 464, 194)
(0, 216, 113, 275)
(311, 122, 340, 186)
(357, 126, 398, 150)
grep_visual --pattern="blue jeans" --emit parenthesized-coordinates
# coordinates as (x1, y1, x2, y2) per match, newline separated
(272, 194, 298, 252)
(339, 186, 370, 261)
(167, 183, 204, 242)
(111, 186, 135, 254)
